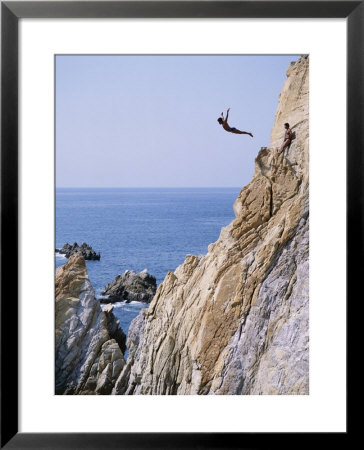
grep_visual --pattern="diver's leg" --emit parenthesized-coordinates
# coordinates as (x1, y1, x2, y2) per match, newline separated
(280, 139, 290, 151)
(231, 129, 253, 137)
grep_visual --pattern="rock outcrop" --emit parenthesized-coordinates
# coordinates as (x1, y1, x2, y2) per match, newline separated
(100, 269, 157, 304)
(114, 56, 309, 395)
(56, 242, 101, 260)
(55, 254, 125, 394)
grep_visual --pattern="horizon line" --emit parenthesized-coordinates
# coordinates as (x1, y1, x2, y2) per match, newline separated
(55, 186, 243, 189)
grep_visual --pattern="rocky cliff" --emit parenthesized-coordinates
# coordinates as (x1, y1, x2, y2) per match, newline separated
(114, 56, 309, 395)
(55, 254, 125, 394)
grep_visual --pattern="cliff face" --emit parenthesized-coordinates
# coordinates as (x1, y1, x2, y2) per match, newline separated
(55, 254, 125, 394)
(114, 56, 309, 395)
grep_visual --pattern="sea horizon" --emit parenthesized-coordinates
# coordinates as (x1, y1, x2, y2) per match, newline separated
(56, 186, 241, 335)
(56, 186, 243, 189)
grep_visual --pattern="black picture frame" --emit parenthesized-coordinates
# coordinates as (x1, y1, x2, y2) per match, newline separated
(1, 1, 358, 448)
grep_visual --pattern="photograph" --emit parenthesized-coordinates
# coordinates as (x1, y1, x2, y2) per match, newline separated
(55, 54, 309, 396)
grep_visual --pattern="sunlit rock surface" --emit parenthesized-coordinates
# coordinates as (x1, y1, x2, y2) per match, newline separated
(55, 254, 125, 394)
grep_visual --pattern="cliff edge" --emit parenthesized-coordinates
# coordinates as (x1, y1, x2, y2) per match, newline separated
(114, 56, 309, 395)
(55, 254, 126, 394)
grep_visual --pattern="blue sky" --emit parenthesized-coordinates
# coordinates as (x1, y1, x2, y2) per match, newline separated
(56, 55, 299, 187)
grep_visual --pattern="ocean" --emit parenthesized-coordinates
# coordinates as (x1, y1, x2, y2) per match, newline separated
(56, 188, 240, 336)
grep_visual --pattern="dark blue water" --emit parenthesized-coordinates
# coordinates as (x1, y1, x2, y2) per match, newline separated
(56, 188, 240, 335)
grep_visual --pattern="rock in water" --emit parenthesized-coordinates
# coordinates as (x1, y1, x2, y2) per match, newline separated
(56, 242, 101, 260)
(100, 269, 157, 303)
(55, 254, 126, 394)
(114, 56, 309, 395)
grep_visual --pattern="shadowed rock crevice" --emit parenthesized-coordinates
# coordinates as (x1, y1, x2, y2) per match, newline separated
(103, 304, 127, 354)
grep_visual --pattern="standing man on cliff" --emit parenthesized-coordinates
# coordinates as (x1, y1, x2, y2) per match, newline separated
(280, 122, 293, 151)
